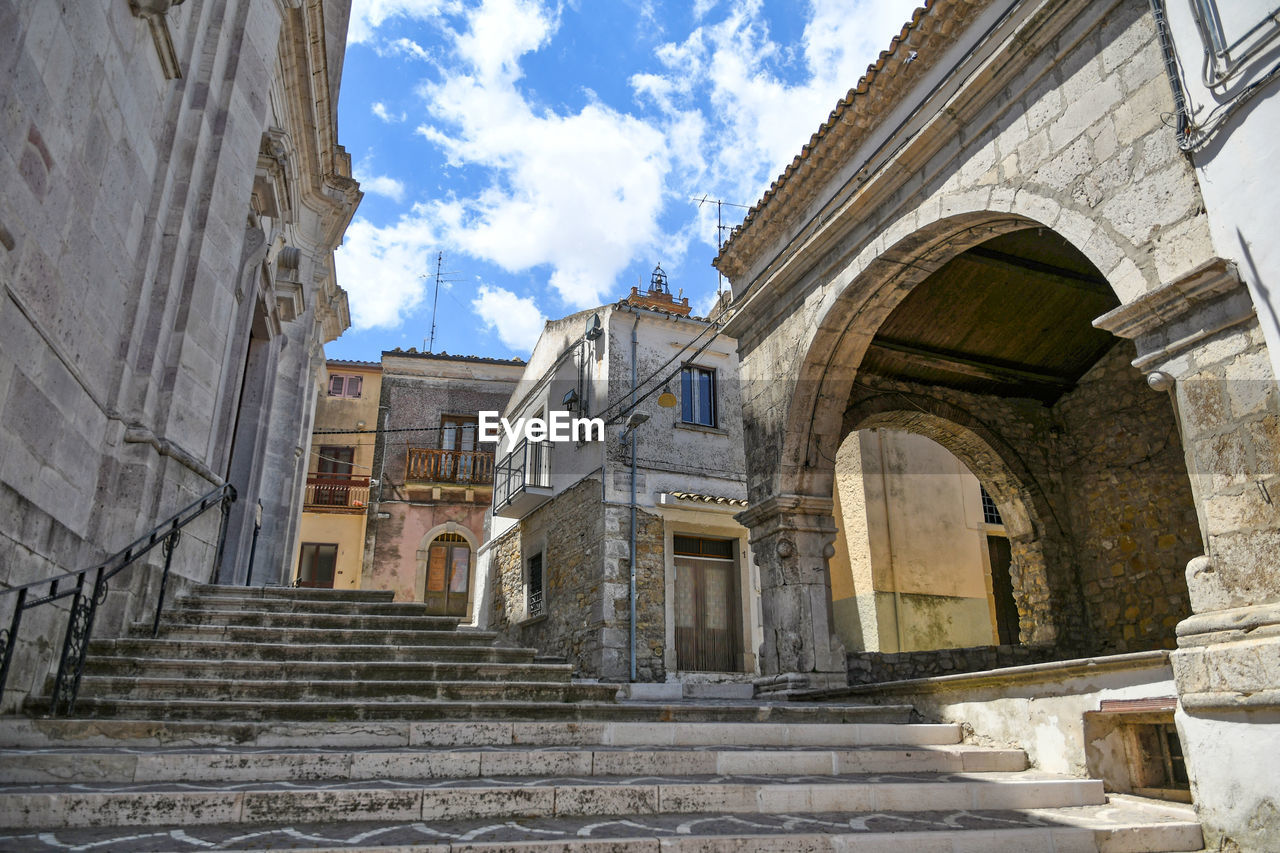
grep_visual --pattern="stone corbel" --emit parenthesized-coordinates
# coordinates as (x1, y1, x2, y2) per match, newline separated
(253, 129, 294, 223)
(129, 0, 185, 80)
(274, 246, 305, 323)
(1093, 257, 1253, 374)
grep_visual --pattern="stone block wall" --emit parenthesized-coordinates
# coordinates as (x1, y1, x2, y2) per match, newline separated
(846, 643, 1060, 685)
(1053, 342, 1199, 652)
(488, 477, 669, 681)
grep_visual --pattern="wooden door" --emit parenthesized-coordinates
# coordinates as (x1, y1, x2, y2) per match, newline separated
(425, 534, 471, 617)
(297, 543, 337, 589)
(673, 536, 740, 672)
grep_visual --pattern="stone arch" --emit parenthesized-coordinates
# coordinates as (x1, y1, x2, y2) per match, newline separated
(414, 521, 479, 611)
(777, 191, 1150, 504)
(840, 392, 1082, 648)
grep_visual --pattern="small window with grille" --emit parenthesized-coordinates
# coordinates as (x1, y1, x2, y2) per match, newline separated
(980, 485, 1003, 526)
(526, 552, 545, 619)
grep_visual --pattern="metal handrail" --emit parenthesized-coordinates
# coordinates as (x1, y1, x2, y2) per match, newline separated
(0, 482, 236, 715)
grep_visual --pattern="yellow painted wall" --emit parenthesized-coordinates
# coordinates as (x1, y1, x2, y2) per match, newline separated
(293, 512, 365, 589)
(831, 429, 1004, 653)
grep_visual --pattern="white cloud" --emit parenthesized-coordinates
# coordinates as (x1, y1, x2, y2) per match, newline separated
(414, 0, 672, 310)
(471, 284, 547, 351)
(347, 0, 456, 45)
(636, 0, 921, 207)
(379, 37, 432, 61)
(371, 102, 405, 123)
(334, 210, 437, 329)
(361, 175, 407, 203)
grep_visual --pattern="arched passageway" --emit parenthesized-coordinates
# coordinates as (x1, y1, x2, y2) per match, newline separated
(760, 222, 1203, 681)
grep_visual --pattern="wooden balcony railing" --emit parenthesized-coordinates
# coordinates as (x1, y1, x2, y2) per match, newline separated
(405, 448, 494, 486)
(303, 473, 370, 512)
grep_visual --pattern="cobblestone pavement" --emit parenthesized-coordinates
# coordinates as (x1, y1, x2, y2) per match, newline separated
(0, 807, 1062, 851)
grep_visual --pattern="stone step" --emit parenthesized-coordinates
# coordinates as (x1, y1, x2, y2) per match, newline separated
(80, 657, 574, 684)
(0, 772, 1106, 829)
(18, 699, 916, 724)
(86, 638, 539, 664)
(0, 743, 1023, 785)
(188, 584, 395, 603)
(148, 608, 461, 632)
(0, 797, 1206, 852)
(172, 595, 454, 617)
(138, 623, 506, 647)
(73, 675, 617, 704)
(0, 719, 946, 750)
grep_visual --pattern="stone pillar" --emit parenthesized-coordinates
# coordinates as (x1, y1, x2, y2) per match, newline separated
(737, 495, 847, 694)
(1096, 257, 1280, 853)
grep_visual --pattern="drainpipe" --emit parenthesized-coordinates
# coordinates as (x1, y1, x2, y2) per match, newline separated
(629, 315, 640, 683)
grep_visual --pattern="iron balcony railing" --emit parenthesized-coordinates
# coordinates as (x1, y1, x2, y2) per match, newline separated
(303, 472, 370, 511)
(405, 447, 495, 486)
(0, 483, 236, 716)
(494, 438, 552, 509)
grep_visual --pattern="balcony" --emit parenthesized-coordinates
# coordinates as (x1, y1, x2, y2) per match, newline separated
(405, 447, 495, 487)
(494, 439, 553, 518)
(303, 473, 370, 513)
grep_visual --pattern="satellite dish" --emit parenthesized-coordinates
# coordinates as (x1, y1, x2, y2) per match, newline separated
(585, 313, 603, 341)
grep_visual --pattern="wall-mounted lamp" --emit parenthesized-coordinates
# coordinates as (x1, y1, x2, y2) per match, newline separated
(562, 389, 579, 411)
(657, 384, 677, 408)
(624, 411, 649, 432)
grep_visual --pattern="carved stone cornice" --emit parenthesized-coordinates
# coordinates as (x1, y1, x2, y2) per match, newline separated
(735, 493, 836, 535)
(1092, 257, 1255, 372)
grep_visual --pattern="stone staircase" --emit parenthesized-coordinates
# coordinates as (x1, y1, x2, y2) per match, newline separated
(0, 584, 1202, 851)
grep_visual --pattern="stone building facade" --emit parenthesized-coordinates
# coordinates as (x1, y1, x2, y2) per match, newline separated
(480, 280, 760, 687)
(714, 0, 1280, 847)
(360, 350, 524, 617)
(289, 359, 381, 590)
(0, 0, 359, 708)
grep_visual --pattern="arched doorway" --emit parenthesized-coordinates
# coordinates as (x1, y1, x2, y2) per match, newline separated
(419, 530, 474, 617)
(829, 428, 1022, 654)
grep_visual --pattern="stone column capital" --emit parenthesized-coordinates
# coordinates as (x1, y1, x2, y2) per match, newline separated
(735, 493, 836, 536)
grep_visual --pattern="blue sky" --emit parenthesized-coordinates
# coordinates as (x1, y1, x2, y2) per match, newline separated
(330, 0, 922, 362)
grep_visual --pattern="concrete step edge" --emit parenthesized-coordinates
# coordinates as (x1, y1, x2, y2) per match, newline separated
(0, 744, 1027, 784)
(0, 719, 955, 750)
(0, 777, 1108, 829)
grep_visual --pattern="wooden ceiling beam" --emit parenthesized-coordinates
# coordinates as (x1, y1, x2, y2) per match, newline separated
(958, 246, 1113, 295)
(868, 337, 1077, 390)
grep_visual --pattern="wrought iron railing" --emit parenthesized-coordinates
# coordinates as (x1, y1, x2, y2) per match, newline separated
(303, 473, 370, 511)
(0, 483, 236, 715)
(405, 447, 494, 486)
(493, 439, 551, 509)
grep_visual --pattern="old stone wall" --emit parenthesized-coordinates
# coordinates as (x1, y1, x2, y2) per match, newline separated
(1052, 342, 1199, 652)
(847, 643, 1060, 685)
(0, 0, 356, 707)
(488, 477, 668, 681)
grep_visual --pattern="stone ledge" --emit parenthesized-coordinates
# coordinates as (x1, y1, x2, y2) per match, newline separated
(797, 650, 1172, 699)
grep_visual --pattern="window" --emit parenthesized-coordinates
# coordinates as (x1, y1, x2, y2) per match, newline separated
(980, 485, 1003, 526)
(314, 446, 354, 506)
(328, 374, 362, 398)
(297, 544, 337, 588)
(681, 365, 717, 427)
(526, 552, 545, 618)
(440, 416, 478, 452)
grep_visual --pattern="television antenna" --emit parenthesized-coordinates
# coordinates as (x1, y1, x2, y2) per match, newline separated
(692, 195, 751, 294)
(419, 252, 463, 353)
